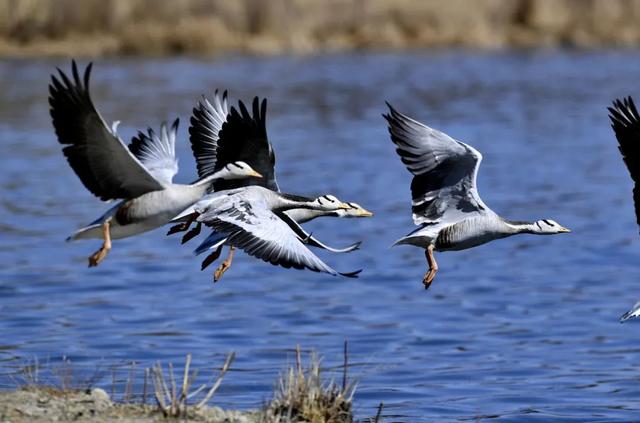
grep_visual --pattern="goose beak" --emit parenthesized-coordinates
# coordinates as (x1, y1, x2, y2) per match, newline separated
(250, 170, 263, 178)
(356, 208, 373, 217)
(559, 226, 571, 233)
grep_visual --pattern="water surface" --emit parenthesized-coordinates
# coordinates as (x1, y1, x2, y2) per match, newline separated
(2, 51, 640, 421)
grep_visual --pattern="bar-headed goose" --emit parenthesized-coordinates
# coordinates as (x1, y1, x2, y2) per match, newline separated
(384, 102, 570, 289)
(172, 186, 362, 278)
(49, 61, 261, 266)
(173, 91, 371, 281)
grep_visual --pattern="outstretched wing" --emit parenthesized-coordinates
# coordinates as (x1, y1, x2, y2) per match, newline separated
(275, 211, 362, 253)
(383, 102, 488, 226)
(193, 215, 361, 255)
(609, 96, 640, 228)
(197, 196, 355, 277)
(49, 60, 165, 201)
(129, 119, 179, 186)
(189, 90, 229, 179)
(190, 93, 279, 191)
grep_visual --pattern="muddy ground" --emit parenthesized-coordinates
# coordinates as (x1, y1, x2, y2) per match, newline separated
(0, 388, 260, 422)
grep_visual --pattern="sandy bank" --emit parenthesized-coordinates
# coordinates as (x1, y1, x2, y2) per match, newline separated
(0, 388, 258, 422)
(2, 0, 640, 57)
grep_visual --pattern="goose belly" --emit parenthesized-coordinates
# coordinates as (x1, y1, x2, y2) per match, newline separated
(435, 218, 510, 252)
(109, 186, 204, 240)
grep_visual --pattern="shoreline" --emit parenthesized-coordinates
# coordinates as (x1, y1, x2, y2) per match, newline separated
(0, 349, 366, 422)
(2, 0, 640, 58)
(0, 387, 260, 422)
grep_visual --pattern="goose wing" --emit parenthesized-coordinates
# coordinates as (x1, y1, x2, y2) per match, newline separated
(49, 61, 165, 201)
(193, 213, 361, 255)
(608, 96, 640, 227)
(189, 93, 279, 191)
(383, 102, 488, 226)
(275, 211, 362, 253)
(189, 90, 229, 180)
(129, 119, 179, 186)
(196, 195, 353, 276)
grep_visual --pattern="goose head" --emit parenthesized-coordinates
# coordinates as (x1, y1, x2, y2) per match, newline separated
(214, 161, 263, 180)
(531, 219, 571, 234)
(311, 194, 351, 211)
(336, 202, 373, 217)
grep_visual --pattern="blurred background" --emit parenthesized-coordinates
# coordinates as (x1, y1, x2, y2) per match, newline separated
(3, 1, 640, 422)
(2, 0, 640, 57)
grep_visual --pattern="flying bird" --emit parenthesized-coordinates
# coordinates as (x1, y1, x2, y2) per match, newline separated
(173, 91, 371, 281)
(383, 102, 570, 289)
(608, 96, 640, 322)
(49, 61, 262, 266)
(172, 186, 362, 278)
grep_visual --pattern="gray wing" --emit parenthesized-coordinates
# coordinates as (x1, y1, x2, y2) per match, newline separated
(621, 300, 640, 322)
(275, 211, 362, 253)
(49, 61, 165, 201)
(197, 197, 349, 276)
(192, 212, 360, 256)
(129, 118, 179, 186)
(383, 102, 488, 226)
(189, 93, 279, 191)
(188, 90, 229, 179)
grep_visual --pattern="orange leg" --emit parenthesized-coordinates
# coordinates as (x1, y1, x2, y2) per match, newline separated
(214, 246, 235, 283)
(88, 219, 112, 267)
(422, 245, 438, 290)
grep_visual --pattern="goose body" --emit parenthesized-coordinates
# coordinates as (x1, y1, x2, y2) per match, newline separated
(68, 182, 213, 241)
(50, 61, 261, 266)
(384, 102, 570, 289)
(173, 186, 360, 277)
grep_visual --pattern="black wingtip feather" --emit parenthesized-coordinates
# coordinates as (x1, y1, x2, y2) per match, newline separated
(340, 269, 362, 278)
(84, 62, 93, 87)
(609, 95, 640, 227)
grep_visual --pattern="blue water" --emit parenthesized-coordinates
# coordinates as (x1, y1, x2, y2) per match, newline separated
(2, 51, 640, 421)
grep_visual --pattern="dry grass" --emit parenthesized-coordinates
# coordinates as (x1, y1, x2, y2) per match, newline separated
(263, 345, 356, 423)
(2, 0, 640, 56)
(150, 352, 235, 418)
(3, 346, 383, 422)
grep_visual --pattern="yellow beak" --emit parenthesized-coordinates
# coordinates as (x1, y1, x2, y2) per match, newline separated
(250, 170, 263, 178)
(559, 227, 571, 233)
(357, 208, 373, 217)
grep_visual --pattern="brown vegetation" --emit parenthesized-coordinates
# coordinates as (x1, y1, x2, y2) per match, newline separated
(0, 346, 375, 422)
(264, 346, 356, 422)
(1, 0, 640, 57)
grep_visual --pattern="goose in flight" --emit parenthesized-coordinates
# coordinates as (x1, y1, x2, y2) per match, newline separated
(172, 90, 371, 281)
(49, 61, 261, 266)
(172, 186, 362, 278)
(608, 96, 640, 322)
(383, 102, 570, 289)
